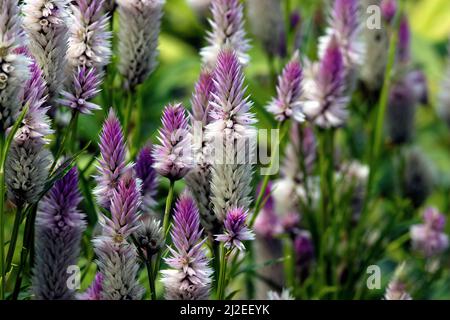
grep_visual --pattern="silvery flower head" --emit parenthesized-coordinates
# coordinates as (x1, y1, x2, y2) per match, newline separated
(117, 0, 165, 90)
(185, 71, 217, 231)
(135, 145, 158, 212)
(59, 66, 102, 114)
(67, 0, 112, 72)
(152, 103, 193, 181)
(162, 193, 212, 300)
(201, 0, 250, 68)
(94, 109, 127, 209)
(206, 49, 257, 222)
(303, 35, 349, 128)
(135, 216, 164, 256)
(318, 0, 365, 70)
(101, 170, 142, 240)
(93, 236, 144, 300)
(410, 207, 449, 258)
(77, 273, 103, 300)
(267, 51, 304, 122)
(384, 263, 412, 300)
(23, 0, 70, 105)
(32, 167, 86, 299)
(215, 207, 254, 252)
(246, 0, 285, 57)
(0, 0, 30, 131)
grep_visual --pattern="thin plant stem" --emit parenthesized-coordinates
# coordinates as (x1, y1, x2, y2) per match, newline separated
(132, 85, 143, 153)
(50, 111, 79, 173)
(217, 244, 228, 300)
(0, 134, 5, 299)
(124, 89, 134, 137)
(5, 205, 23, 274)
(146, 248, 156, 300)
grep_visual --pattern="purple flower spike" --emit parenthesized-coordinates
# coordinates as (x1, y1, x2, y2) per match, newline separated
(397, 16, 411, 64)
(215, 207, 255, 251)
(319, 0, 364, 69)
(201, 0, 250, 67)
(303, 35, 349, 128)
(77, 273, 103, 300)
(267, 51, 303, 122)
(135, 145, 158, 212)
(381, 0, 397, 23)
(60, 66, 102, 114)
(162, 193, 212, 300)
(32, 168, 86, 300)
(152, 103, 193, 181)
(191, 71, 215, 125)
(410, 207, 449, 258)
(102, 171, 142, 239)
(94, 109, 127, 209)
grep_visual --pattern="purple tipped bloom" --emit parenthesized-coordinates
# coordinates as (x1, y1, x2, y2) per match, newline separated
(397, 16, 411, 64)
(94, 109, 127, 209)
(101, 170, 142, 239)
(410, 207, 449, 258)
(303, 35, 349, 128)
(201, 0, 250, 67)
(215, 207, 254, 251)
(186, 71, 217, 231)
(381, 0, 397, 23)
(77, 273, 103, 300)
(135, 145, 158, 212)
(152, 103, 193, 181)
(32, 168, 86, 300)
(319, 0, 364, 69)
(162, 193, 212, 300)
(267, 51, 304, 122)
(60, 66, 102, 114)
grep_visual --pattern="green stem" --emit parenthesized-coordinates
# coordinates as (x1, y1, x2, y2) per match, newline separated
(0, 134, 5, 299)
(217, 245, 228, 300)
(5, 205, 22, 273)
(50, 111, 78, 173)
(132, 86, 143, 153)
(146, 248, 156, 300)
(124, 89, 134, 137)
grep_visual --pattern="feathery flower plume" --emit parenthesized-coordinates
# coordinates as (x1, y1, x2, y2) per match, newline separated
(201, 0, 250, 68)
(152, 103, 193, 181)
(59, 66, 102, 114)
(93, 236, 144, 300)
(66, 0, 112, 72)
(302, 35, 349, 128)
(135, 216, 164, 255)
(162, 193, 212, 300)
(246, 0, 285, 57)
(116, 0, 165, 90)
(100, 170, 142, 240)
(32, 168, 86, 300)
(318, 0, 365, 69)
(94, 109, 127, 209)
(77, 273, 103, 300)
(384, 263, 412, 300)
(410, 207, 449, 258)
(215, 207, 254, 252)
(0, 0, 30, 131)
(402, 148, 433, 208)
(206, 49, 256, 222)
(5, 53, 52, 205)
(135, 145, 158, 212)
(185, 71, 217, 231)
(23, 0, 70, 105)
(267, 51, 304, 122)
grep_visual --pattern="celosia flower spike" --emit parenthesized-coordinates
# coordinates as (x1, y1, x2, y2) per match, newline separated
(215, 207, 254, 252)
(135, 145, 158, 212)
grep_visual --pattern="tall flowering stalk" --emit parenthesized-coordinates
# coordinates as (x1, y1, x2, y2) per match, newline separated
(117, 0, 165, 90)
(215, 207, 254, 299)
(206, 49, 256, 223)
(185, 71, 217, 232)
(94, 171, 144, 300)
(32, 168, 86, 300)
(94, 109, 127, 209)
(23, 0, 70, 106)
(161, 193, 212, 300)
(266, 51, 304, 122)
(201, 0, 250, 68)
